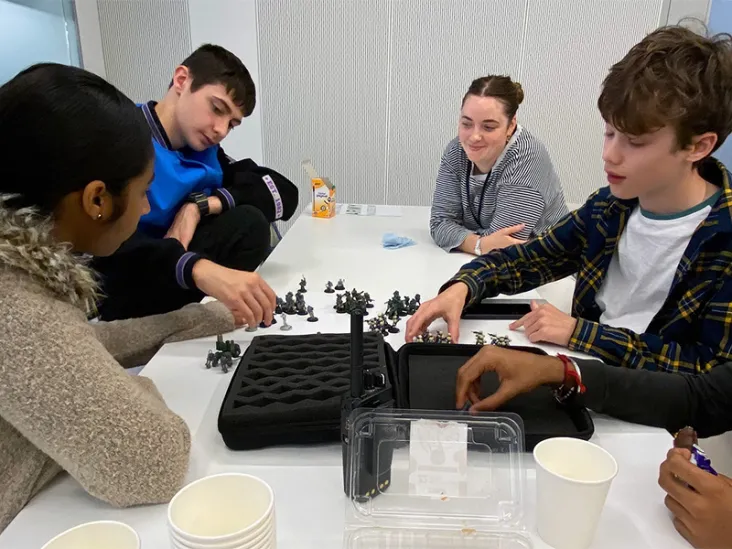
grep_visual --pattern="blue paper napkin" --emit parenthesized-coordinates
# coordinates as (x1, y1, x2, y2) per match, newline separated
(382, 233, 416, 249)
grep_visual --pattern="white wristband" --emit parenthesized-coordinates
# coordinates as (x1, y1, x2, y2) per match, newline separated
(474, 236, 482, 255)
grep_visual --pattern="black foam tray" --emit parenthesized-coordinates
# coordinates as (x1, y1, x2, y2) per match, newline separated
(218, 332, 387, 450)
(395, 343, 594, 450)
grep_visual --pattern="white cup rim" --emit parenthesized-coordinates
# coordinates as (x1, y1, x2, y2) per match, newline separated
(41, 520, 139, 549)
(170, 511, 274, 547)
(168, 473, 275, 542)
(533, 437, 619, 485)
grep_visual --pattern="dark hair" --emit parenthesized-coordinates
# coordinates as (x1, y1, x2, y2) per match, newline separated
(181, 44, 256, 117)
(598, 24, 732, 157)
(0, 63, 152, 216)
(462, 75, 525, 120)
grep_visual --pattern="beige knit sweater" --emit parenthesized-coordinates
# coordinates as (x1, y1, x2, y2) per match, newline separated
(0, 201, 236, 532)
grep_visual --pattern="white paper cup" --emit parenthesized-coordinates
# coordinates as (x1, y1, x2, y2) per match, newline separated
(171, 529, 275, 549)
(170, 512, 275, 548)
(42, 521, 140, 549)
(534, 437, 618, 549)
(168, 473, 275, 545)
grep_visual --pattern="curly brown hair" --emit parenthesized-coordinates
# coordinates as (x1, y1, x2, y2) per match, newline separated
(598, 25, 732, 156)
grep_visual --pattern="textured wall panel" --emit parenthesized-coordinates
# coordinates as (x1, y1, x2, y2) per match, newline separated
(96, 0, 192, 103)
(258, 0, 390, 233)
(519, 0, 663, 205)
(385, 0, 527, 206)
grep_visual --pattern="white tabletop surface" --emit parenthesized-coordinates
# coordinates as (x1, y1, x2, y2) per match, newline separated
(0, 206, 688, 549)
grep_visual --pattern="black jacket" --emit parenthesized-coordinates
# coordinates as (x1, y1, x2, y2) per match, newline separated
(578, 359, 732, 438)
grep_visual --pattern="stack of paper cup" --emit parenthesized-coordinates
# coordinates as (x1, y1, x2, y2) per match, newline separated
(42, 521, 140, 549)
(534, 437, 618, 549)
(168, 473, 276, 549)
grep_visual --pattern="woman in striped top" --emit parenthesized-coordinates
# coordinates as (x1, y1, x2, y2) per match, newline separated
(430, 76, 568, 254)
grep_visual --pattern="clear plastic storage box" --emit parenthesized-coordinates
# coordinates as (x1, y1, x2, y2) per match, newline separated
(343, 409, 532, 548)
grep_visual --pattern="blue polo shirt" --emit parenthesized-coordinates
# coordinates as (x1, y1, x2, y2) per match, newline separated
(137, 101, 224, 237)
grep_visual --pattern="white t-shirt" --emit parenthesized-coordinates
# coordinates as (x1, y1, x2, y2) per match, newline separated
(595, 192, 720, 333)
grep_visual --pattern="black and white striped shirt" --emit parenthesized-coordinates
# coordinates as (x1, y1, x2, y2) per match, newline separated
(430, 125, 568, 251)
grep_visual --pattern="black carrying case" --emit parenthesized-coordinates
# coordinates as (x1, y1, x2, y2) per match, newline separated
(391, 342, 594, 450)
(218, 332, 390, 450)
(218, 334, 593, 451)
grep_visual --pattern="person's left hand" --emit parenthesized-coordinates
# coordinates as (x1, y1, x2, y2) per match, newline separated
(509, 300, 577, 347)
(659, 448, 732, 548)
(165, 203, 201, 250)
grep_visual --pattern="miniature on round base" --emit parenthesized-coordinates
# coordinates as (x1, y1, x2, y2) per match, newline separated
(306, 306, 318, 322)
(324, 281, 335, 293)
(335, 279, 345, 291)
(280, 313, 292, 331)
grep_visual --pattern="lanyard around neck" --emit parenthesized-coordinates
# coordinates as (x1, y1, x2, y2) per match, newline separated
(465, 162, 490, 229)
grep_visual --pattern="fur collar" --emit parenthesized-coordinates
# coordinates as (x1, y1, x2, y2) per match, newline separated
(0, 195, 98, 311)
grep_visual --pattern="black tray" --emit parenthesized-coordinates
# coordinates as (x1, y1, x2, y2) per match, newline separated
(461, 300, 532, 320)
(218, 332, 389, 450)
(394, 343, 594, 450)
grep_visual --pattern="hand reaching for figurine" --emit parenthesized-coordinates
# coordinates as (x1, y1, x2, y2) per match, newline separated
(405, 283, 468, 343)
(509, 300, 577, 347)
(192, 260, 276, 328)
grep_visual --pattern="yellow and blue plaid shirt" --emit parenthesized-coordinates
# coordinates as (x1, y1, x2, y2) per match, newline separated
(448, 158, 732, 374)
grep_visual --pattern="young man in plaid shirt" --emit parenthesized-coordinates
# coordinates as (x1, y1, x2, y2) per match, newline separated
(408, 25, 732, 375)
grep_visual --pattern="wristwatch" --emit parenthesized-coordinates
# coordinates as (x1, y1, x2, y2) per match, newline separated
(474, 235, 482, 256)
(187, 192, 210, 217)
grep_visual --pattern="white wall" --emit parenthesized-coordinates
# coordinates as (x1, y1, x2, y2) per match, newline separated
(188, 0, 263, 165)
(75, 0, 712, 235)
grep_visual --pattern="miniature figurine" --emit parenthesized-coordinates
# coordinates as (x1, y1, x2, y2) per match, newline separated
(280, 313, 292, 331)
(363, 292, 374, 308)
(307, 306, 318, 322)
(299, 276, 307, 293)
(216, 334, 241, 357)
(205, 351, 216, 369)
(296, 300, 308, 315)
(245, 325, 258, 332)
(325, 281, 335, 293)
(388, 315, 400, 333)
(284, 292, 295, 314)
(474, 331, 486, 346)
(260, 315, 277, 328)
(335, 278, 345, 291)
(275, 297, 284, 314)
(219, 351, 233, 374)
(335, 294, 345, 313)
(488, 334, 511, 347)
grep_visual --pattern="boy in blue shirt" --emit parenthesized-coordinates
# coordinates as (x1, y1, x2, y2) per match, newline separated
(93, 45, 297, 326)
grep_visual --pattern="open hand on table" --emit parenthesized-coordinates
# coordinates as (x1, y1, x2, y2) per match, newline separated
(192, 259, 276, 329)
(405, 282, 468, 342)
(455, 345, 565, 411)
(164, 203, 200, 250)
(509, 299, 577, 347)
(659, 448, 732, 548)
(479, 224, 527, 254)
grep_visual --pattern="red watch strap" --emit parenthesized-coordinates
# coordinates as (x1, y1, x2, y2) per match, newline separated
(557, 354, 586, 395)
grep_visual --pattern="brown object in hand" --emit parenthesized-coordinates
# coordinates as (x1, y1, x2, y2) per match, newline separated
(674, 426, 698, 450)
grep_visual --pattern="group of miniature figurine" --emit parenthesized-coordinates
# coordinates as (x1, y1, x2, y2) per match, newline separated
(473, 331, 511, 347)
(205, 335, 242, 374)
(205, 276, 515, 372)
(385, 291, 421, 319)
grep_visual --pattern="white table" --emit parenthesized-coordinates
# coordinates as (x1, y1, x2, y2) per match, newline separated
(0, 206, 687, 549)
